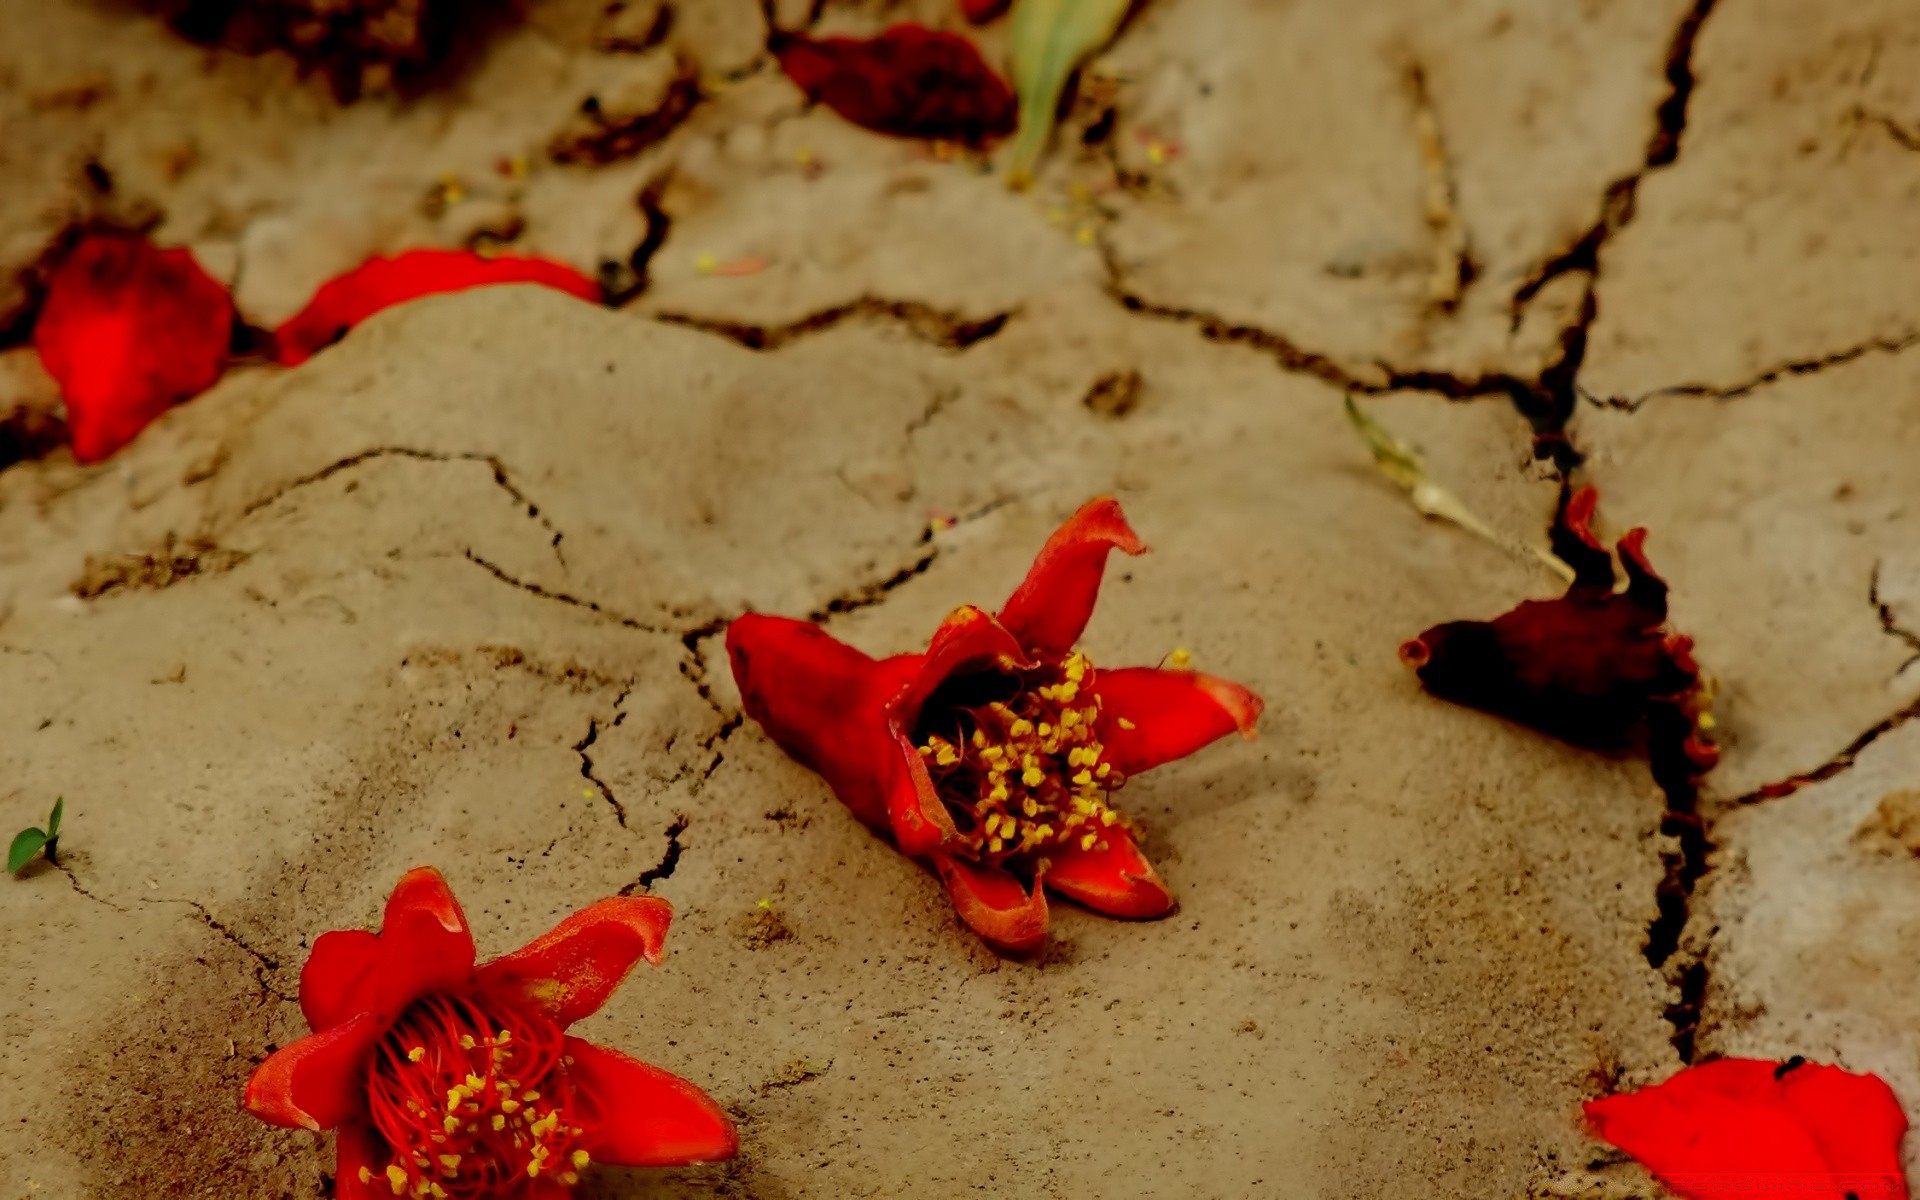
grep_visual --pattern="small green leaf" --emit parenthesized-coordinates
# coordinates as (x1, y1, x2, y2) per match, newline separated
(8, 828, 47, 875)
(46, 797, 62, 839)
(1005, 0, 1132, 187)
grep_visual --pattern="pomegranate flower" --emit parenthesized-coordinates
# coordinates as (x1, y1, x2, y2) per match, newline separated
(1585, 1057, 1910, 1200)
(1400, 485, 1717, 782)
(244, 868, 735, 1198)
(727, 498, 1263, 952)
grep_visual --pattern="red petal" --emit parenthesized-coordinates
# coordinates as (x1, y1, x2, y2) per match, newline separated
(1549, 484, 1617, 593)
(1044, 825, 1174, 918)
(475, 896, 672, 1027)
(361, 866, 477, 1019)
(1584, 1059, 1910, 1200)
(33, 233, 234, 462)
(1094, 666, 1263, 776)
(242, 1013, 385, 1132)
(931, 853, 1049, 952)
(565, 1037, 738, 1166)
(334, 1123, 381, 1200)
(772, 25, 1017, 144)
(728, 613, 904, 835)
(961, 0, 1010, 21)
(300, 929, 379, 1032)
(998, 498, 1148, 658)
(273, 249, 600, 366)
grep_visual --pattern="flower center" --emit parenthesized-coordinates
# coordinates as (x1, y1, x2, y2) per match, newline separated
(364, 991, 591, 1198)
(915, 650, 1130, 867)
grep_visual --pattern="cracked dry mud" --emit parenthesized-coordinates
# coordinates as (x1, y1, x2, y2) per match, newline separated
(2, 0, 1918, 1197)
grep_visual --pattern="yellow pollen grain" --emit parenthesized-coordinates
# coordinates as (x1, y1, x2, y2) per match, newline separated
(407, 1046, 426, 1062)
(386, 1164, 409, 1195)
(573, 1151, 591, 1169)
(437, 1155, 461, 1171)
(459, 1035, 476, 1050)
(442, 1115, 459, 1133)
(1010, 718, 1033, 738)
(492, 1114, 506, 1131)
(1081, 832, 1098, 850)
(1118, 717, 1136, 730)
(1072, 769, 1093, 786)
(500, 1099, 520, 1114)
(359, 1168, 375, 1184)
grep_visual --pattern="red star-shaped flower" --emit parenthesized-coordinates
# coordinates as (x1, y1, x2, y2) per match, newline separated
(726, 498, 1263, 952)
(244, 868, 735, 1198)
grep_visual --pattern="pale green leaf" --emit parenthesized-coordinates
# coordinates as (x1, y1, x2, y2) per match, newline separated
(1006, 0, 1132, 187)
(46, 797, 62, 839)
(1345, 396, 1573, 581)
(8, 828, 46, 875)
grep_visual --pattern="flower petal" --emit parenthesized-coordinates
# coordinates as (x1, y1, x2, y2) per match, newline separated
(1043, 825, 1174, 918)
(728, 613, 907, 835)
(242, 1013, 385, 1132)
(362, 866, 476, 1019)
(565, 1037, 738, 1166)
(1094, 666, 1263, 776)
(475, 896, 673, 1028)
(300, 929, 379, 1032)
(998, 498, 1147, 658)
(771, 25, 1017, 144)
(33, 233, 234, 462)
(273, 249, 600, 366)
(1549, 484, 1617, 593)
(334, 1123, 382, 1200)
(931, 853, 1049, 952)
(1583, 1058, 1910, 1200)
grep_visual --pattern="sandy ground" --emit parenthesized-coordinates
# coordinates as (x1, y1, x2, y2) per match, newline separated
(1, 0, 1918, 1196)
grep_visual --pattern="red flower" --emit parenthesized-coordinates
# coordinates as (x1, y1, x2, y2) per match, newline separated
(771, 25, 1017, 144)
(33, 232, 235, 463)
(1400, 485, 1717, 780)
(244, 868, 735, 1198)
(274, 250, 602, 366)
(726, 498, 1262, 952)
(1585, 1058, 1911, 1200)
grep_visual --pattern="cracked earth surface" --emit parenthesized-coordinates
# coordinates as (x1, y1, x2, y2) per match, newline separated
(2, 0, 1918, 1196)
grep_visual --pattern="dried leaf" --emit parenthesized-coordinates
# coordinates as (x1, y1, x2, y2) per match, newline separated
(1345, 396, 1572, 581)
(1005, 0, 1131, 187)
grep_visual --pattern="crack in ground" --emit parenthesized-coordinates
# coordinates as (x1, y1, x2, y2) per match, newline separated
(1599, 330, 1920, 409)
(574, 690, 633, 827)
(462, 549, 680, 634)
(1728, 570, 1920, 808)
(1851, 105, 1920, 152)
(239, 446, 567, 563)
(805, 544, 940, 623)
(652, 299, 1012, 352)
(619, 813, 689, 895)
(1403, 57, 1475, 316)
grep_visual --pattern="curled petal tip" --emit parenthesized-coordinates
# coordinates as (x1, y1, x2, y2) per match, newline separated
(1398, 638, 1431, 669)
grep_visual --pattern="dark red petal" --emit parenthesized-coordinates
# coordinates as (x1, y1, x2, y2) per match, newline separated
(475, 896, 672, 1028)
(772, 24, 1017, 144)
(1549, 484, 1617, 593)
(1044, 825, 1174, 918)
(728, 613, 905, 835)
(1094, 666, 1263, 777)
(997, 498, 1148, 658)
(931, 853, 1049, 952)
(960, 0, 1010, 21)
(1583, 1059, 1910, 1200)
(33, 233, 234, 463)
(361, 867, 476, 1019)
(565, 1037, 738, 1166)
(300, 928, 379, 1032)
(273, 249, 600, 366)
(242, 1013, 385, 1131)
(334, 1123, 381, 1200)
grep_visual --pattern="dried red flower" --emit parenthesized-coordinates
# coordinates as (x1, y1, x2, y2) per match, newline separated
(274, 250, 602, 366)
(1585, 1058, 1911, 1200)
(727, 498, 1262, 952)
(244, 867, 735, 1198)
(961, 0, 1011, 22)
(1400, 485, 1717, 779)
(33, 232, 235, 463)
(771, 25, 1017, 144)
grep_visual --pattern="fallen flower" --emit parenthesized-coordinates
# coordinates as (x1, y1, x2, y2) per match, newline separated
(244, 867, 735, 1198)
(274, 249, 602, 366)
(33, 232, 235, 463)
(771, 25, 1017, 145)
(727, 498, 1262, 952)
(1585, 1057, 1911, 1200)
(1400, 485, 1717, 779)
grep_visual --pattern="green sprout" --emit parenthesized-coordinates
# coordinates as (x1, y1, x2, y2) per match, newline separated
(8, 797, 63, 875)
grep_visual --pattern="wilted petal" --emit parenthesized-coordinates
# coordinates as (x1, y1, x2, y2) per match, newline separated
(476, 896, 673, 1027)
(566, 1037, 738, 1166)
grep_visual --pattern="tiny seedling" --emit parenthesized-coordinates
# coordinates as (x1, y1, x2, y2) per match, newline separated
(8, 797, 63, 874)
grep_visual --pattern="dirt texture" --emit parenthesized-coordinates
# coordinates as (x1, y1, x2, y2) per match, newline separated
(1, 0, 1916, 1197)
